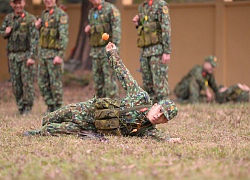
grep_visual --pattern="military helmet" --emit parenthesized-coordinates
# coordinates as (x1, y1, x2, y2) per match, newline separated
(158, 100, 178, 121)
(204, 55, 217, 67)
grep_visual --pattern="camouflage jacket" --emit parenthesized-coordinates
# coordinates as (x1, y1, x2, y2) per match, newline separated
(179, 65, 218, 93)
(76, 49, 170, 141)
(0, 10, 38, 60)
(216, 84, 250, 103)
(88, 0, 121, 58)
(137, 0, 171, 57)
(39, 5, 69, 59)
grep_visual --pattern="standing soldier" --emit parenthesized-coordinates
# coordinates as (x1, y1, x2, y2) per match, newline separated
(85, 0, 121, 98)
(35, 0, 69, 112)
(174, 56, 219, 103)
(133, 0, 172, 103)
(0, 0, 38, 114)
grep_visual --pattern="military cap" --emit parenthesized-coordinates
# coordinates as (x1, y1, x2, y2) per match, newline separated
(158, 100, 178, 121)
(204, 55, 217, 67)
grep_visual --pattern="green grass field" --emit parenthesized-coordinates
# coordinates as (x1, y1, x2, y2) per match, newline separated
(0, 82, 249, 180)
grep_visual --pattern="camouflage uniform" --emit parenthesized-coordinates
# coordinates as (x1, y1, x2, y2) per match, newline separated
(0, 10, 38, 114)
(26, 49, 178, 141)
(137, 0, 171, 103)
(174, 65, 218, 103)
(88, 0, 121, 98)
(216, 84, 250, 103)
(38, 5, 69, 112)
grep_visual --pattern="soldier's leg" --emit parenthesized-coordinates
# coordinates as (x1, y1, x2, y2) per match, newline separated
(150, 55, 169, 103)
(140, 56, 155, 100)
(92, 58, 105, 98)
(102, 56, 118, 98)
(47, 60, 63, 110)
(9, 56, 24, 113)
(40, 122, 82, 136)
(189, 77, 200, 103)
(38, 58, 54, 111)
(21, 60, 35, 113)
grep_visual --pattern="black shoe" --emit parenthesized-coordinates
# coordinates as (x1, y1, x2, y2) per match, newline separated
(47, 105, 55, 113)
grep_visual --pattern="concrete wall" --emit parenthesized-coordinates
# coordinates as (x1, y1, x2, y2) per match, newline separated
(0, 1, 249, 90)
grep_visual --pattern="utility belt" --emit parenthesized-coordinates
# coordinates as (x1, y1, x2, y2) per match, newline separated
(90, 23, 111, 47)
(39, 27, 60, 49)
(137, 22, 162, 48)
(93, 97, 151, 136)
(8, 32, 29, 52)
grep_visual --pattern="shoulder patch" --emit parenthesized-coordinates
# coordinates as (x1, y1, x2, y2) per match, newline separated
(60, 16, 68, 24)
(113, 8, 120, 17)
(162, 6, 169, 14)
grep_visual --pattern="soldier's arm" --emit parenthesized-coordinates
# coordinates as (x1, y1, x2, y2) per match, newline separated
(0, 15, 11, 39)
(28, 15, 39, 60)
(192, 66, 207, 90)
(57, 11, 69, 59)
(208, 75, 219, 93)
(107, 47, 145, 96)
(159, 2, 171, 54)
(144, 127, 171, 142)
(110, 5, 121, 47)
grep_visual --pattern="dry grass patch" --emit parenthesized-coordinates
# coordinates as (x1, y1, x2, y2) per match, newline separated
(0, 82, 249, 180)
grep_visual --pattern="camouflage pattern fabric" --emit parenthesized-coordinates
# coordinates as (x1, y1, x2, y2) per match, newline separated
(0, 10, 38, 114)
(26, 49, 178, 141)
(174, 65, 218, 103)
(38, 5, 69, 112)
(137, 0, 171, 103)
(216, 84, 250, 103)
(88, 0, 121, 98)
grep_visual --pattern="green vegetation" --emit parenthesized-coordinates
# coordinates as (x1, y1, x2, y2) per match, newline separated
(0, 82, 249, 180)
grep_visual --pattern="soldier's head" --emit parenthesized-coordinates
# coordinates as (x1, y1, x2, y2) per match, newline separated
(9, 0, 25, 14)
(43, 0, 56, 9)
(89, 0, 102, 8)
(203, 55, 217, 74)
(147, 100, 178, 125)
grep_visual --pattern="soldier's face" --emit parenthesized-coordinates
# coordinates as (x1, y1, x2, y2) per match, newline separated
(10, 0, 25, 14)
(147, 103, 168, 125)
(203, 62, 215, 74)
(43, 0, 56, 9)
(89, 0, 102, 7)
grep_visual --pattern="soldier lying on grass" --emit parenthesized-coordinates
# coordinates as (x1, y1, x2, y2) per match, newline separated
(24, 42, 180, 143)
(216, 83, 250, 103)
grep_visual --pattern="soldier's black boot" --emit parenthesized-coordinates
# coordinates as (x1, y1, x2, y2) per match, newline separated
(18, 108, 24, 115)
(23, 106, 31, 115)
(47, 105, 55, 113)
(54, 104, 62, 111)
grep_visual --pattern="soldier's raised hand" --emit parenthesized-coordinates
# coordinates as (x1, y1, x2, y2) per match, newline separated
(5, 27, 12, 34)
(35, 18, 42, 29)
(106, 42, 116, 52)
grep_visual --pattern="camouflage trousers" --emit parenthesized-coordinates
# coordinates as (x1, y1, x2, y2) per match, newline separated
(27, 99, 96, 135)
(92, 57, 118, 98)
(38, 57, 63, 110)
(174, 77, 204, 103)
(8, 53, 35, 112)
(140, 55, 169, 103)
